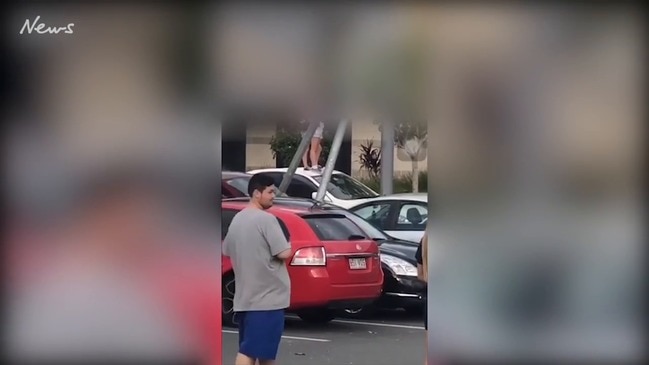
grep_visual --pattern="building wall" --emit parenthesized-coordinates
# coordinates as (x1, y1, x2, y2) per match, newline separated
(245, 122, 277, 171)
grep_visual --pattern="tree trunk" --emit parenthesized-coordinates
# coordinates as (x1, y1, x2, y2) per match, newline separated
(412, 158, 419, 192)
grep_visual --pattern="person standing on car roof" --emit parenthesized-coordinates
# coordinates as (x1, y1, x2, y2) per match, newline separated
(416, 233, 429, 365)
(299, 119, 325, 170)
(222, 173, 292, 365)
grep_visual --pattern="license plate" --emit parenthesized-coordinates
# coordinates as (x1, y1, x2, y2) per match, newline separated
(348, 258, 367, 270)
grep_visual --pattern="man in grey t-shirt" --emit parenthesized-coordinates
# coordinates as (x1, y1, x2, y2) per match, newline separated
(223, 173, 292, 365)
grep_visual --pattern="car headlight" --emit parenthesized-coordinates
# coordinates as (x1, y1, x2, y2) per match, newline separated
(381, 254, 418, 277)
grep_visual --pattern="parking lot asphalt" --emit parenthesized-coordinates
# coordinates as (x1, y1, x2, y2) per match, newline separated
(222, 310, 426, 365)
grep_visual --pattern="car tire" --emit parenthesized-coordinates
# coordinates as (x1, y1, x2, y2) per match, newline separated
(296, 309, 335, 324)
(222, 273, 236, 328)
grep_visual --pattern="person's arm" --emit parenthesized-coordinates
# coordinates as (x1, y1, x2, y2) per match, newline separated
(222, 231, 231, 258)
(262, 216, 292, 260)
(222, 242, 229, 258)
(276, 247, 292, 260)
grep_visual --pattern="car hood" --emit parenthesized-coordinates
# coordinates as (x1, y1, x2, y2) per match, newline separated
(378, 239, 419, 265)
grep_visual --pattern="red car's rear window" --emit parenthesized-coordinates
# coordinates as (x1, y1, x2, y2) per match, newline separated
(221, 207, 291, 242)
(301, 214, 368, 241)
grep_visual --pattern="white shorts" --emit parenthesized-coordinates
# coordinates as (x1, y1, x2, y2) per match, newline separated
(302, 122, 324, 139)
(313, 123, 324, 139)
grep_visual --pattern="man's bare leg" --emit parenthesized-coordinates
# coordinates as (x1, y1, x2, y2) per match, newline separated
(235, 352, 256, 365)
(258, 359, 275, 365)
(314, 141, 323, 167)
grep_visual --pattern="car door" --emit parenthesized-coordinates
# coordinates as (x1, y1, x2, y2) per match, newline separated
(387, 201, 428, 242)
(350, 201, 397, 232)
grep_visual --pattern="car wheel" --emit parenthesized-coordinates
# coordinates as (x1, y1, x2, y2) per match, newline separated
(296, 309, 335, 324)
(222, 273, 236, 328)
(404, 304, 425, 317)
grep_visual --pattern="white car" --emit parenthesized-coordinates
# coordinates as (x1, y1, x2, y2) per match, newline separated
(347, 193, 428, 242)
(246, 167, 379, 209)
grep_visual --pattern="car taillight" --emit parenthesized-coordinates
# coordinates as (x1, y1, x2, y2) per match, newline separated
(290, 247, 326, 266)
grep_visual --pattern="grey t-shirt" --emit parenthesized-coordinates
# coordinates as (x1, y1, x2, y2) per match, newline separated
(222, 207, 291, 311)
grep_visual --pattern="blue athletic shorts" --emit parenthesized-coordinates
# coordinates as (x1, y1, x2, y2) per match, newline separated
(235, 310, 285, 360)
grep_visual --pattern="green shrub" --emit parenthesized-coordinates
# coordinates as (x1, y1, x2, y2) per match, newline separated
(360, 175, 381, 193)
(360, 171, 427, 194)
(269, 129, 301, 167)
(269, 127, 331, 167)
(357, 140, 381, 178)
(394, 175, 413, 193)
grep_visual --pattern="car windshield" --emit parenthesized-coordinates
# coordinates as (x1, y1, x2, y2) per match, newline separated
(344, 211, 389, 241)
(313, 173, 379, 200)
(226, 177, 250, 196)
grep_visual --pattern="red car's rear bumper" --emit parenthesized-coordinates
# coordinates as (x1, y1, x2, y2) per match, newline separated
(287, 267, 383, 310)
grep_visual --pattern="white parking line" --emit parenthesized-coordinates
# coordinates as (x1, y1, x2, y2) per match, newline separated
(285, 315, 425, 331)
(222, 329, 331, 343)
(331, 319, 425, 330)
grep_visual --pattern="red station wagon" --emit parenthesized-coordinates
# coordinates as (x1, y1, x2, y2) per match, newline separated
(221, 198, 384, 326)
